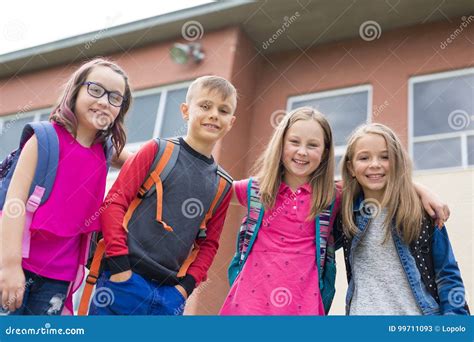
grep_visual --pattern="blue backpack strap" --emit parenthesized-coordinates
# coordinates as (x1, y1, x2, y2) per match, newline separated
(315, 215, 322, 289)
(22, 122, 59, 205)
(240, 178, 264, 263)
(228, 177, 265, 285)
(316, 198, 337, 314)
(315, 199, 336, 288)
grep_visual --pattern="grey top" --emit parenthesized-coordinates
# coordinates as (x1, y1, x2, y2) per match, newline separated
(127, 138, 221, 284)
(349, 209, 423, 315)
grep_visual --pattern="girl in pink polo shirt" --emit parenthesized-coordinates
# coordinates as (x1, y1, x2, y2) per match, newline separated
(220, 107, 450, 315)
(0, 58, 132, 315)
(221, 107, 339, 315)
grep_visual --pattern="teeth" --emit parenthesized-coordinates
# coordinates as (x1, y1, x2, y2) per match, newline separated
(293, 160, 308, 165)
(204, 124, 218, 129)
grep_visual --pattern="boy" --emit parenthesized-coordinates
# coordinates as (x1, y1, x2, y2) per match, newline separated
(89, 76, 237, 315)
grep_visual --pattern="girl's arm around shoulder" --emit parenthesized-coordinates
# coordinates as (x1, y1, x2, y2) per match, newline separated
(413, 182, 450, 228)
(110, 148, 133, 169)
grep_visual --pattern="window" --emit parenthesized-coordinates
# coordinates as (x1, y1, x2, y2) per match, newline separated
(409, 68, 474, 171)
(124, 81, 190, 152)
(287, 85, 372, 175)
(0, 108, 51, 160)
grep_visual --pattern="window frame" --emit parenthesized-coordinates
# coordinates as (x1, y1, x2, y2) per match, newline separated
(124, 80, 192, 153)
(286, 84, 373, 174)
(408, 67, 474, 173)
(0, 107, 52, 155)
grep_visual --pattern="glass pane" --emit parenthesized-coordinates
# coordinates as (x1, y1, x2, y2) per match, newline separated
(334, 154, 343, 177)
(40, 112, 51, 121)
(124, 93, 160, 144)
(468, 135, 474, 166)
(291, 90, 368, 146)
(0, 116, 34, 160)
(413, 73, 474, 136)
(160, 88, 188, 138)
(413, 138, 462, 170)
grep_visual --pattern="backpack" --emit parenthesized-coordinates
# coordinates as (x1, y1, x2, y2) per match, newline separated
(0, 121, 113, 258)
(78, 137, 233, 315)
(227, 178, 337, 314)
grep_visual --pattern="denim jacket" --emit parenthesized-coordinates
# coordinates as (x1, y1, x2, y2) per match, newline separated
(335, 196, 469, 315)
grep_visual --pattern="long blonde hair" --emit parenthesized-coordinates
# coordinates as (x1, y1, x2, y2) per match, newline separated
(341, 123, 423, 244)
(252, 107, 335, 219)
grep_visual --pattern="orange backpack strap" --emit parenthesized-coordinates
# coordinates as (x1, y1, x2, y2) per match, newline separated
(78, 239, 105, 316)
(79, 138, 180, 315)
(177, 166, 233, 277)
(122, 139, 178, 232)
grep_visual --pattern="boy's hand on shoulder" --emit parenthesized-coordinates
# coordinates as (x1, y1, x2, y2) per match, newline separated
(109, 270, 132, 283)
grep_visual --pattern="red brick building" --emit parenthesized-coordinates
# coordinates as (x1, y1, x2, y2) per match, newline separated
(1, 1, 472, 314)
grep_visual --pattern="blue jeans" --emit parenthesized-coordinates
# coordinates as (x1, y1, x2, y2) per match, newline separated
(89, 271, 186, 315)
(1, 269, 70, 316)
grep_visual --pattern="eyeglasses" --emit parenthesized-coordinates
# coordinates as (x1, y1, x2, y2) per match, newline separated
(82, 81, 125, 107)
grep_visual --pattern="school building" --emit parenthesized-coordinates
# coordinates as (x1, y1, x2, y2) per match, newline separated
(1, 0, 472, 314)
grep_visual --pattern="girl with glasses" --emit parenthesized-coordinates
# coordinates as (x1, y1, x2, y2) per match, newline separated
(0, 58, 132, 315)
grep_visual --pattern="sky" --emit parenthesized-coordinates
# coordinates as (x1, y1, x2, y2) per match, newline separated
(0, 0, 212, 55)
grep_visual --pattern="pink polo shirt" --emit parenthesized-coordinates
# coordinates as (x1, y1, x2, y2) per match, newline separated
(220, 179, 327, 315)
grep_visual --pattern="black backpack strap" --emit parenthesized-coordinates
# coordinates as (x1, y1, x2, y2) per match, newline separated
(103, 137, 114, 171)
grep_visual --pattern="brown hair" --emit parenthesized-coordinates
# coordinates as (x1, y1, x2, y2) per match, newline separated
(50, 58, 132, 155)
(252, 106, 335, 219)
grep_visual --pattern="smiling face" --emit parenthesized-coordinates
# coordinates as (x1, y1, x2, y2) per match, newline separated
(282, 118, 326, 189)
(348, 133, 390, 202)
(181, 86, 236, 145)
(74, 65, 126, 132)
